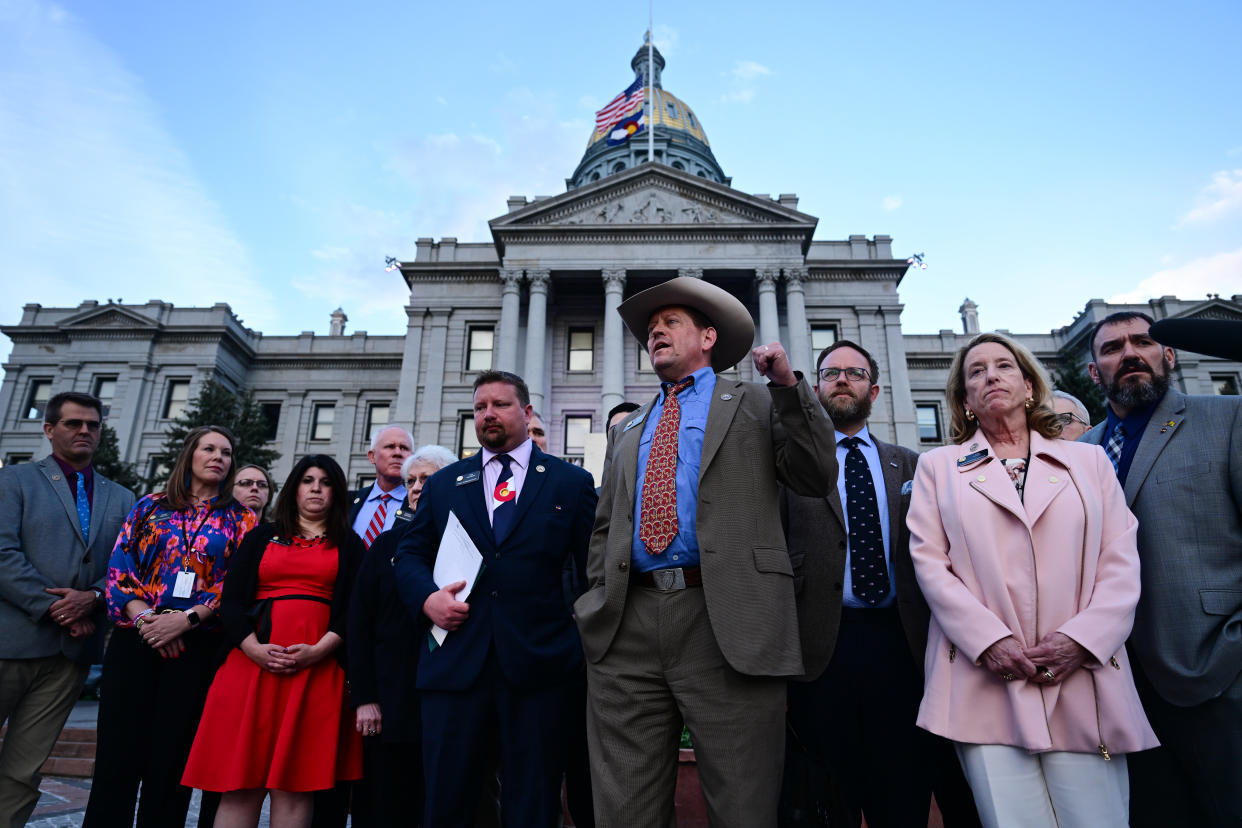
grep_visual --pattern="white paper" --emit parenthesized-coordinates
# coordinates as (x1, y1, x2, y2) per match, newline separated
(430, 510, 484, 646)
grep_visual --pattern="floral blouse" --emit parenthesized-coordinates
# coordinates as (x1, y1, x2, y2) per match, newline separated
(106, 493, 257, 625)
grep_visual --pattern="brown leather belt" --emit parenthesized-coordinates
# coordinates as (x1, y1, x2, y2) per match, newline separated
(631, 565, 702, 591)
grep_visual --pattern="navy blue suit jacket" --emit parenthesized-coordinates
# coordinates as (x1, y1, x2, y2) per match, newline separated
(394, 446, 597, 692)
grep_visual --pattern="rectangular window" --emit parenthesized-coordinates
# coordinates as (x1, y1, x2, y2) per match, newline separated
(458, 413, 482, 458)
(466, 326, 495, 372)
(365, 402, 391, 444)
(92, 376, 117, 418)
(311, 403, 335, 441)
(564, 415, 593, 454)
(357, 474, 376, 490)
(260, 402, 281, 442)
(147, 456, 170, 484)
(916, 404, 942, 443)
(1212, 374, 1240, 396)
(163, 379, 190, 420)
(638, 344, 653, 373)
(810, 324, 838, 368)
(24, 379, 52, 420)
(568, 328, 594, 372)
(4, 454, 33, 466)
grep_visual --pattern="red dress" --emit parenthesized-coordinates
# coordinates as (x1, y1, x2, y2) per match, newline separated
(182, 537, 363, 792)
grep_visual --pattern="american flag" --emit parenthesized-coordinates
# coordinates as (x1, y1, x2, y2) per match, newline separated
(594, 77, 645, 133)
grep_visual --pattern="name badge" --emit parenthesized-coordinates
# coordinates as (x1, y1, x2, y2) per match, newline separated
(173, 570, 196, 599)
(957, 449, 989, 467)
(456, 471, 481, 486)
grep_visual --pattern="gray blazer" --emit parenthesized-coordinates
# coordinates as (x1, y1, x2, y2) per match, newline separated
(1083, 389, 1242, 706)
(575, 376, 837, 678)
(0, 457, 136, 664)
(781, 436, 926, 681)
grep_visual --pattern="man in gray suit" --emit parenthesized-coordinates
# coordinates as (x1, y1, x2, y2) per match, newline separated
(781, 340, 976, 828)
(576, 277, 836, 828)
(0, 391, 135, 826)
(1084, 311, 1242, 827)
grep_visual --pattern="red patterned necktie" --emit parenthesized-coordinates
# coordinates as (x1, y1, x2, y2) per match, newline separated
(639, 377, 694, 555)
(364, 493, 392, 548)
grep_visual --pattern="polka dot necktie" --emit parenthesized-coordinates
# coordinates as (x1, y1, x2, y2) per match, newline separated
(1105, 422, 1126, 474)
(74, 472, 91, 541)
(364, 493, 392, 548)
(639, 377, 694, 555)
(841, 436, 889, 605)
(491, 454, 517, 542)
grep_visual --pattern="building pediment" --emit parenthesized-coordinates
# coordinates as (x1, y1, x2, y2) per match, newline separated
(489, 163, 817, 255)
(1176, 298, 1242, 323)
(57, 305, 160, 331)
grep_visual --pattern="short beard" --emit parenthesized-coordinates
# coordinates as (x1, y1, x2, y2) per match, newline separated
(820, 388, 873, 431)
(1102, 358, 1171, 411)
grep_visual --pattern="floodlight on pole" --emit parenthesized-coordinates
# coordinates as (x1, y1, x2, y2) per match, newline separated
(384, 256, 400, 272)
(906, 253, 928, 270)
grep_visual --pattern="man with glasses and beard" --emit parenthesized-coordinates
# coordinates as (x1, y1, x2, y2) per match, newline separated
(779, 341, 977, 827)
(1085, 311, 1242, 828)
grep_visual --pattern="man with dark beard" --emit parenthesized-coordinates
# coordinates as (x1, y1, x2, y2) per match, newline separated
(779, 340, 978, 827)
(1085, 311, 1242, 828)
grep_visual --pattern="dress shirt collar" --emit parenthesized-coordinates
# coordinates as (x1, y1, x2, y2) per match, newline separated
(1103, 390, 1162, 436)
(658, 365, 716, 403)
(367, 479, 406, 502)
(52, 454, 94, 483)
(482, 437, 534, 472)
(836, 424, 874, 449)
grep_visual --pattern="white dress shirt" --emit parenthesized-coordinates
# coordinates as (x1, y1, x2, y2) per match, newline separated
(835, 425, 895, 608)
(481, 439, 533, 526)
(351, 481, 407, 538)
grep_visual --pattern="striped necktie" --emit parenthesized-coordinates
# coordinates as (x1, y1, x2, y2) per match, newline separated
(364, 493, 392, 547)
(1104, 422, 1126, 474)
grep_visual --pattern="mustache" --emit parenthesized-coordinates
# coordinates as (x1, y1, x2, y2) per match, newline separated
(1117, 358, 1154, 377)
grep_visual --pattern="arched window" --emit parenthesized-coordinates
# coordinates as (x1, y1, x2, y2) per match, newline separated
(696, 170, 708, 178)
(590, 171, 601, 181)
(687, 111, 698, 128)
(612, 162, 626, 174)
(671, 160, 685, 171)
(666, 101, 678, 119)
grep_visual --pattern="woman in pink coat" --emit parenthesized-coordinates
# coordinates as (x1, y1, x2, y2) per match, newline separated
(908, 332, 1157, 828)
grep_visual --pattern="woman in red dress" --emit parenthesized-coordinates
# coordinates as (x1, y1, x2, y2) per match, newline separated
(183, 454, 364, 827)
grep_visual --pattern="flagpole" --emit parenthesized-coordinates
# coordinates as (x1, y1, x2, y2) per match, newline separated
(647, 3, 654, 163)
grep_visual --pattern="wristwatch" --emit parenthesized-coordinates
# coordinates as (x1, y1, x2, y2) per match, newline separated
(91, 587, 104, 604)
(183, 609, 201, 627)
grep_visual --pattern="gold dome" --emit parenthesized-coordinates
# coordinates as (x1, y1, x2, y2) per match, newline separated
(586, 87, 710, 148)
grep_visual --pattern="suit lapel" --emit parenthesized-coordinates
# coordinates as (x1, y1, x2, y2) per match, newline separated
(39, 458, 85, 547)
(87, 479, 113, 547)
(959, 434, 1029, 527)
(1023, 434, 1070, 527)
(615, 394, 656, 509)
(876, 440, 904, 539)
(1123, 390, 1186, 506)
(453, 454, 494, 556)
(700, 377, 742, 477)
(500, 448, 549, 545)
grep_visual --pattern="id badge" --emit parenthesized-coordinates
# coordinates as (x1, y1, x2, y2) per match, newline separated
(173, 570, 196, 599)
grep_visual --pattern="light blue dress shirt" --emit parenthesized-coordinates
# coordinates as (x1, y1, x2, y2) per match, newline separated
(837, 425, 895, 608)
(630, 366, 717, 572)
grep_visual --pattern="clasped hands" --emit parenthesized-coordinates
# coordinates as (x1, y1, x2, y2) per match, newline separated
(982, 633, 1088, 685)
(46, 587, 97, 639)
(242, 635, 328, 675)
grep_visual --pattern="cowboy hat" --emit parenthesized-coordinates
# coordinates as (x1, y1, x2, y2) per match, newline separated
(617, 276, 755, 373)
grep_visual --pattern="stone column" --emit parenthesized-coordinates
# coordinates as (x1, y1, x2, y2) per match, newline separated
(523, 270, 550, 412)
(882, 307, 919, 447)
(756, 267, 781, 345)
(783, 267, 811, 378)
(393, 306, 425, 429)
(333, 391, 359, 481)
(601, 269, 627, 415)
(497, 268, 523, 373)
(416, 310, 451, 447)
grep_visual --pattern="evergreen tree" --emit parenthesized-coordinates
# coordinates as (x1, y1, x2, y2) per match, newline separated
(93, 423, 147, 495)
(1050, 342, 1108, 425)
(151, 380, 280, 489)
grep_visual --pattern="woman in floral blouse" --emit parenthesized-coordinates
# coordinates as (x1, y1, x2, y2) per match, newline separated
(83, 425, 257, 828)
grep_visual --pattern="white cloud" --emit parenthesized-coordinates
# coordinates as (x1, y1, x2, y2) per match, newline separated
(0, 0, 274, 326)
(882, 195, 903, 211)
(1176, 169, 1242, 226)
(1110, 248, 1242, 303)
(720, 59, 773, 104)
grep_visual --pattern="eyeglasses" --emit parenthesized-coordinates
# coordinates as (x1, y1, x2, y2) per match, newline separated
(234, 480, 270, 490)
(817, 367, 871, 383)
(57, 419, 102, 432)
(1052, 412, 1089, 428)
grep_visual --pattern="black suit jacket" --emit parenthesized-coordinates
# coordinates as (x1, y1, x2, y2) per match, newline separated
(781, 434, 926, 680)
(394, 447, 597, 692)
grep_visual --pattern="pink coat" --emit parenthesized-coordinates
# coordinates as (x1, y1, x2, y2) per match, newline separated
(908, 430, 1158, 755)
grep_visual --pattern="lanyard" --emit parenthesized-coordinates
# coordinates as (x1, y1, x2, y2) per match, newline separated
(179, 506, 212, 564)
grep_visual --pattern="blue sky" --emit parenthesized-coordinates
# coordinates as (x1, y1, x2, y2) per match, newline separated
(2, 0, 1240, 371)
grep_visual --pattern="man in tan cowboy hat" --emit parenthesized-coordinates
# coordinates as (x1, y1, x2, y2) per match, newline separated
(575, 276, 837, 827)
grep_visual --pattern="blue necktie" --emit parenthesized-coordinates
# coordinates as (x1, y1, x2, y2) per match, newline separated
(74, 473, 91, 541)
(491, 454, 517, 542)
(841, 437, 889, 605)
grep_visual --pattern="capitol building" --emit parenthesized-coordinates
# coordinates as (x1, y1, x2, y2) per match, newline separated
(2, 41, 1239, 486)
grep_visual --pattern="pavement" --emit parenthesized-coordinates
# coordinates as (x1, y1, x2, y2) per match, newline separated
(24, 700, 293, 828)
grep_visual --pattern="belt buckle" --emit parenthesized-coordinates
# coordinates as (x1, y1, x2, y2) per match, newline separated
(653, 567, 686, 591)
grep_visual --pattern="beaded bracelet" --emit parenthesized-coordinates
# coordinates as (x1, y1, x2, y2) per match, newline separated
(133, 608, 156, 630)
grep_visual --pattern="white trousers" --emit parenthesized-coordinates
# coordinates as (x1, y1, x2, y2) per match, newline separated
(955, 742, 1129, 828)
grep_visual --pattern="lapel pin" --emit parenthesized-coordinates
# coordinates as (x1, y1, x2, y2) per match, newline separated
(536, 465, 546, 473)
(456, 476, 463, 482)
(970, 442, 979, 451)
(720, 393, 733, 401)
(353, 496, 360, 504)
(889, 461, 898, 468)
(52, 474, 61, 481)
(1160, 420, 1176, 433)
